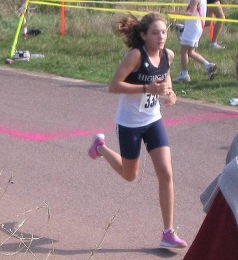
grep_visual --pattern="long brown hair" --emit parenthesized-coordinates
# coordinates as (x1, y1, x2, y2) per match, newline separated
(115, 12, 167, 48)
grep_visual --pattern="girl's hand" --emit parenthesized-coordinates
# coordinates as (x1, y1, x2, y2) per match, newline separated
(164, 90, 177, 105)
(147, 79, 171, 96)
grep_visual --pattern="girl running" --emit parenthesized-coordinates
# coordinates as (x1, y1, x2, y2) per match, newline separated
(88, 12, 187, 248)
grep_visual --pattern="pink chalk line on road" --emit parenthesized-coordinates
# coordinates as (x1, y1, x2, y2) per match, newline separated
(0, 111, 237, 141)
(0, 127, 101, 141)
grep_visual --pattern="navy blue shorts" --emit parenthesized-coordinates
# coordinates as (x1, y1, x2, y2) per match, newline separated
(117, 119, 169, 160)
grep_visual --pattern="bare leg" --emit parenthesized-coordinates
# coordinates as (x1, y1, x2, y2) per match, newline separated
(189, 48, 217, 79)
(181, 45, 208, 69)
(150, 146, 174, 229)
(98, 145, 140, 182)
(207, 2, 225, 43)
(96, 140, 187, 248)
(189, 48, 207, 65)
(181, 45, 190, 71)
(211, 4, 225, 43)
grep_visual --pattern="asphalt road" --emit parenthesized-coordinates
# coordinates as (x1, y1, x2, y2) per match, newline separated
(0, 66, 237, 260)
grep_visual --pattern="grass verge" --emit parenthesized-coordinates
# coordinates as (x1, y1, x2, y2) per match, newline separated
(0, 5, 238, 106)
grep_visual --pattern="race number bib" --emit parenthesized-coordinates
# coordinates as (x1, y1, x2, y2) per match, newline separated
(139, 93, 158, 113)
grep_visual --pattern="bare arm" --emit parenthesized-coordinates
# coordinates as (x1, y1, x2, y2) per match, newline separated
(167, 0, 200, 16)
(109, 48, 143, 94)
(164, 49, 177, 105)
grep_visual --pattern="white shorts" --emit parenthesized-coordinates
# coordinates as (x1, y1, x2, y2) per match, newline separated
(180, 20, 203, 48)
(180, 38, 199, 48)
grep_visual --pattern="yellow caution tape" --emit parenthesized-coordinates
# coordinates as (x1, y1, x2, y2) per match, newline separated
(29, 0, 238, 23)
